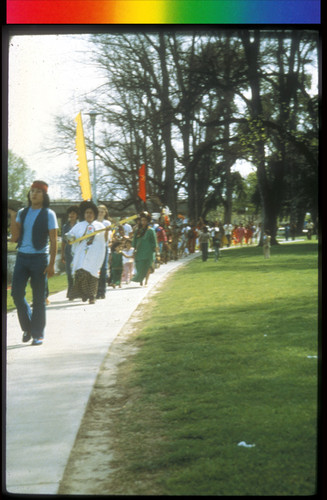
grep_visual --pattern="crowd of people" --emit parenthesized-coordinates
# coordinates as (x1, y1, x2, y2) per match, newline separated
(6, 179, 268, 346)
(63, 204, 157, 300)
(61, 207, 263, 301)
(8, 179, 316, 348)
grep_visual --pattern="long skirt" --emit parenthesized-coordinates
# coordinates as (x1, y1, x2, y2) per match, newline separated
(71, 269, 99, 301)
(132, 258, 153, 284)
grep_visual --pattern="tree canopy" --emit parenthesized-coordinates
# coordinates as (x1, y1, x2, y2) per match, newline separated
(8, 150, 36, 203)
(55, 29, 318, 241)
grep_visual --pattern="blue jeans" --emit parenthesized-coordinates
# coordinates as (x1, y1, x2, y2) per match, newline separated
(11, 252, 48, 339)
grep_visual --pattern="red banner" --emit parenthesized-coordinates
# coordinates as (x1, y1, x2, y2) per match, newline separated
(138, 164, 146, 202)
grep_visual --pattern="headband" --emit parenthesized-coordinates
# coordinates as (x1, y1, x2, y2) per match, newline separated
(31, 181, 48, 193)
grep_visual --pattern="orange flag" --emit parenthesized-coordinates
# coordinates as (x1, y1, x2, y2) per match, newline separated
(138, 164, 146, 202)
(75, 112, 92, 201)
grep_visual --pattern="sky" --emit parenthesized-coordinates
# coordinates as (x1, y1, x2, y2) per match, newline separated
(7, 33, 318, 201)
(8, 34, 107, 199)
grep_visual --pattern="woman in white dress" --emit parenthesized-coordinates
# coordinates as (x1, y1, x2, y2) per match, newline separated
(65, 201, 109, 304)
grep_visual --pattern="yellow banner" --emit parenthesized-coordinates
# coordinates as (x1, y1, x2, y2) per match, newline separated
(75, 112, 92, 201)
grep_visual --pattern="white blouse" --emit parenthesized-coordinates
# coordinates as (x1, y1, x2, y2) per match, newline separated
(66, 220, 106, 278)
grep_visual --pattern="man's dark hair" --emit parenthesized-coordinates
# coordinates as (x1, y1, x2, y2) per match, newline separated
(27, 190, 50, 208)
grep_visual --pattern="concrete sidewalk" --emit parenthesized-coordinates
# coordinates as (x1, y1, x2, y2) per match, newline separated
(5, 253, 199, 495)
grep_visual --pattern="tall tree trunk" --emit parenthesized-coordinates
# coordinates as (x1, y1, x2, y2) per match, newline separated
(241, 30, 279, 245)
(222, 36, 234, 225)
(158, 33, 177, 217)
(185, 126, 197, 222)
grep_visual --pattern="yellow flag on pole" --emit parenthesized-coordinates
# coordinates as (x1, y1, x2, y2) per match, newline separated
(75, 112, 92, 201)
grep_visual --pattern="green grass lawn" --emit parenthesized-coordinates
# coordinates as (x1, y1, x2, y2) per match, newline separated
(7, 273, 68, 311)
(104, 242, 319, 495)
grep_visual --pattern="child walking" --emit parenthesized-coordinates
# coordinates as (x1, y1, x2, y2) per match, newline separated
(110, 241, 123, 288)
(122, 238, 135, 284)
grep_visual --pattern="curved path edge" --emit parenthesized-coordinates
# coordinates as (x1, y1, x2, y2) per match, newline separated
(5, 253, 199, 494)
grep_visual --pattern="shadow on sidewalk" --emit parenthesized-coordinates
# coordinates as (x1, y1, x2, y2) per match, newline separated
(7, 344, 31, 350)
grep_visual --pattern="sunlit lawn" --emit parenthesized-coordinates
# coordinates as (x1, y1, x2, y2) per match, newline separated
(103, 241, 319, 495)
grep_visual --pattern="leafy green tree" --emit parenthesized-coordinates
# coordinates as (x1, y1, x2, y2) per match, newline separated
(190, 32, 247, 222)
(51, 31, 318, 230)
(232, 171, 260, 221)
(8, 150, 36, 202)
(238, 29, 318, 243)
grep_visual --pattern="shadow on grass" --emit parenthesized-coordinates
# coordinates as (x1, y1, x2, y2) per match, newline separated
(104, 242, 318, 497)
(139, 292, 316, 345)
(141, 242, 319, 346)
(133, 292, 318, 429)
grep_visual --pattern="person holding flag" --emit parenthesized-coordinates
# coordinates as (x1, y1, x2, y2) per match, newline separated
(65, 201, 110, 304)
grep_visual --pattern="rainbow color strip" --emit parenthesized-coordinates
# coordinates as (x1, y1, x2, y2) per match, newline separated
(6, 0, 320, 24)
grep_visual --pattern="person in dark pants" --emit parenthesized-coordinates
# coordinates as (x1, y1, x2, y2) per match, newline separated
(290, 223, 297, 241)
(61, 205, 79, 300)
(96, 204, 111, 299)
(9, 180, 58, 345)
(199, 226, 211, 262)
(212, 230, 222, 262)
(306, 220, 314, 240)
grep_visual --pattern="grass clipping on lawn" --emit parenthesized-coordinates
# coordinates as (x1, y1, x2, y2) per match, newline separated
(59, 242, 318, 496)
